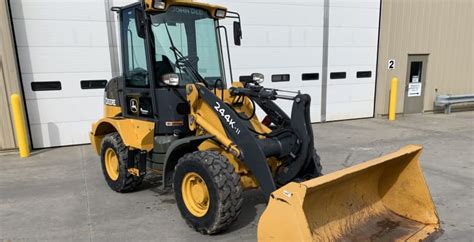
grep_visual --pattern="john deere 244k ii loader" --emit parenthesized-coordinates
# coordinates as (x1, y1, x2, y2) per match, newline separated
(90, 0, 441, 240)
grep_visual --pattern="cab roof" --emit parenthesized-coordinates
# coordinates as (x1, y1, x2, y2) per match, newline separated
(143, 0, 227, 19)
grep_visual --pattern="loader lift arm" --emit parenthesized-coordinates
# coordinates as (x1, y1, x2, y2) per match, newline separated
(191, 80, 321, 198)
(230, 82, 320, 185)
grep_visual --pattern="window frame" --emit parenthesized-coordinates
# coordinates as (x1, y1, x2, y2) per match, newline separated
(119, 4, 157, 122)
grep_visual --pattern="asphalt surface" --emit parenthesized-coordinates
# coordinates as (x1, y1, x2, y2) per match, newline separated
(1, 111, 473, 241)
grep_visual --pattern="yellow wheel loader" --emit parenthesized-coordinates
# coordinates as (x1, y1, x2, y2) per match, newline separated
(90, 0, 441, 239)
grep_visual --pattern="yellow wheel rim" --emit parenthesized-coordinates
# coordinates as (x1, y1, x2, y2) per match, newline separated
(181, 172, 210, 217)
(105, 148, 119, 181)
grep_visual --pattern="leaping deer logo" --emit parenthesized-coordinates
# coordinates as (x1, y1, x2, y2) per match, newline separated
(130, 99, 138, 113)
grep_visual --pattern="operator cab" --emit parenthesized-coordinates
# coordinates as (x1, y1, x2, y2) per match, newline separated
(112, 1, 240, 136)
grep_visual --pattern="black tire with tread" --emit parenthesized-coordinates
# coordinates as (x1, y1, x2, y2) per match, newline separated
(173, 151, 243, 234)
(287, 148, 323, 185)
(100, 132, 143, 192)
(313, 149, 323, 176)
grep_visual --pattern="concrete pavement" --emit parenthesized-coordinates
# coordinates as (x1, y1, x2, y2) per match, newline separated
(1, 112, 473, 241)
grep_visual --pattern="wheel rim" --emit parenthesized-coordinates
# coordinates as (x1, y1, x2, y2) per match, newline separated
(105, 148, 119, 181)
(181, 172, 210, 217)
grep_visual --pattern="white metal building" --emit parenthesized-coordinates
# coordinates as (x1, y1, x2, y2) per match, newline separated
(8, 0, 380, 148)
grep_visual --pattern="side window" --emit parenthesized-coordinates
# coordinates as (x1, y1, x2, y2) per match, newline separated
(123, 8, 148, 88)
(196, 18, 221, 83)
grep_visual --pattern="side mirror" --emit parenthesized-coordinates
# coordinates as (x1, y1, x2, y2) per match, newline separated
(135, 8, 146, 38)
(162, 73, 180, 86)
(233, 21, 242, 46)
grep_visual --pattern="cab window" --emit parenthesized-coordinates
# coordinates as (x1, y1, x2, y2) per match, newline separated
(122, 8, 149, 88)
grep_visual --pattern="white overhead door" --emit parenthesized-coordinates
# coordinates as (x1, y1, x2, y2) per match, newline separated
(10, 0, 113, 148)
(10, 0, 380, 148)
(208, 0, 380, 122)
(211, 0, 325, 122)
(326, 0, 380, 121)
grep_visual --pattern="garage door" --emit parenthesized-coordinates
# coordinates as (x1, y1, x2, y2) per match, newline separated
(326, 0, 380, 121)
(10, 0, 115, 148)
(212, 0, 324, 122)
(10, 0, 380, 148)
(210, 0, 380, 122)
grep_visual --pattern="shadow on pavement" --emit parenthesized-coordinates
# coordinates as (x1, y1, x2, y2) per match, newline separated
(223, 189, 267, 234)
(136, 171, 267, 233)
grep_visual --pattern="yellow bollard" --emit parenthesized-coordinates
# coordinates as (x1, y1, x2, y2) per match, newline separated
(10, 94, 30, 158)
(388, 78, 398, 121)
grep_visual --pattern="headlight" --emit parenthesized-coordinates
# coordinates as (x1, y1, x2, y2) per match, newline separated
(251, 73, 264, 84)
(153, 0, 166, 10)
(215, 9, 227, 18)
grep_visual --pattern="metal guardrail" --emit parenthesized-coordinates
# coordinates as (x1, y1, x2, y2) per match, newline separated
(435, 94, 474, 114)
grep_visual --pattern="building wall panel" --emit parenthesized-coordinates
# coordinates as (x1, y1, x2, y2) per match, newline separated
(0, 0, 23, 150)
(376, 0, 473, 115)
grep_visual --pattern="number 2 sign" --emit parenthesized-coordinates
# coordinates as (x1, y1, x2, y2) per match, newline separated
(388, 59, 396, 70)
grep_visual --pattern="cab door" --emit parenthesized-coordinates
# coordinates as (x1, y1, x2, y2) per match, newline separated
(120, 4, 154, 120)
(119, 5, 189, 135)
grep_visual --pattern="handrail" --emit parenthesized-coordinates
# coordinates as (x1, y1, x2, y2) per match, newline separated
(434, 94, 474, 114)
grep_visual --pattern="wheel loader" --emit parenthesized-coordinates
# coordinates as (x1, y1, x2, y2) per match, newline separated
(90, 0, 441, 240)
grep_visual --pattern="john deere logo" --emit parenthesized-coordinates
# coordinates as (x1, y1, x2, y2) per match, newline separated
(130, 99, 138, 113)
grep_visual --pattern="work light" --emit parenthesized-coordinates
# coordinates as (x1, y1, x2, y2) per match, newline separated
(252, 73, 264, 84)
(215, 9, 227, 18)
(153, 0, 166, 10)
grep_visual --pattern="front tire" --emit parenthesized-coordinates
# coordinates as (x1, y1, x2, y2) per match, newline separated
(100, 132, 143, 192)
(173, 151, 243, 234)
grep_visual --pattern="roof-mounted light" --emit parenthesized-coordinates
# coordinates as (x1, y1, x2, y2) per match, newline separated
(215, 9, 227, 18)
(143, 0, 166, 11)
(153, 0, 166, 10)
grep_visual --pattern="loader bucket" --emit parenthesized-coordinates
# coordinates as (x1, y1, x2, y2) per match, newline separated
(258, 145, 441, 241)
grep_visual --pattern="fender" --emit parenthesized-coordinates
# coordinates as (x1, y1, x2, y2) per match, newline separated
(89, 117, 155, 154)
(162, 135, 214, 188)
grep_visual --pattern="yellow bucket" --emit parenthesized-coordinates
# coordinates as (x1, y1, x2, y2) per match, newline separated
(258, 145, 441, 241)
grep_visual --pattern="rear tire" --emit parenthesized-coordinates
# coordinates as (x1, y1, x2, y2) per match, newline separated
(173, 151, 243, 234)
(100, 132, 143, 192)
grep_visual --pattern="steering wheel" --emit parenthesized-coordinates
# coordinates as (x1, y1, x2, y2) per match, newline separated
(129, 67, 147, 78)
(128, 67, 148, 86)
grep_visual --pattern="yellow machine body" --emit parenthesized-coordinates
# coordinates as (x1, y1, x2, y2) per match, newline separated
(258, 145, 441, 241)
(90, 117, 155, 154)
(89, 83, 275, 190)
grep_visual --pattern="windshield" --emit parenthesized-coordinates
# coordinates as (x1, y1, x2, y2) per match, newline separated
(151, 6, 224, 87)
